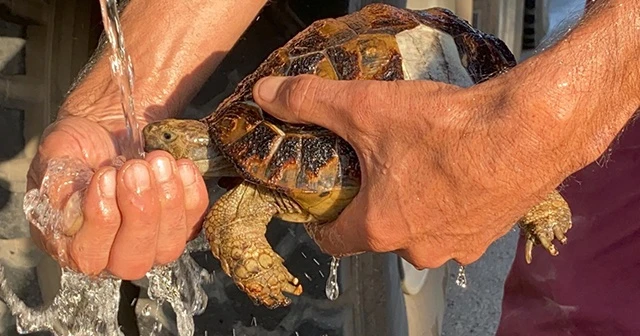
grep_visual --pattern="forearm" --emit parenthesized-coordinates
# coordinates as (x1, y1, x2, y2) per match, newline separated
(60, 0, 267, 126)
(508, 0, 640, 174)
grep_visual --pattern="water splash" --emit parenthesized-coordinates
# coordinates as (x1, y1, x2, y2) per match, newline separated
(98, 0, 144, 159)
(0, 156, 210, 335)
(145, 251, 212, 336)
(455, 265, 467, 289)
(324, 257, 340, 301)
(0, 0, 214, 333)
(0, 265, 123, 336)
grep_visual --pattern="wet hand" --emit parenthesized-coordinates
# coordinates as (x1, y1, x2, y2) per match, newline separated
(27, 116, 209, 279)
(253, 75, 567, 268)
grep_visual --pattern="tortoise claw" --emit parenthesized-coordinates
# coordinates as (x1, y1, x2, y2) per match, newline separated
(518, 190, 572, 264)
(553, 226, 568, 244)
(525, 238, 534, 264)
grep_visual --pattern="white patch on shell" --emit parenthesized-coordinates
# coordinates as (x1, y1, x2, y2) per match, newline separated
(395, 24, 474, 87)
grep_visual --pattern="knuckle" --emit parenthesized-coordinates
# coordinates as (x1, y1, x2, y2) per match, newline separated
(359, 205, 404, 253)
(365, 237, 388, 253)
(69, 241, 103, 276)
(155, 246, 184, 265)
(363, 223, 391, 253)
(456, 249, 485, 265)
(343, 82, 381, 135)
(402, 247, 447, 270)
(183, 181, 208, 212)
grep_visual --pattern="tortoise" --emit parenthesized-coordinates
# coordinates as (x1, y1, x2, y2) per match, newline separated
(142, 3, 572, 309)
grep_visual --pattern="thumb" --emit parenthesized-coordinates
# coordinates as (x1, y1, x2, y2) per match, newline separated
(253, 74, 361, 139)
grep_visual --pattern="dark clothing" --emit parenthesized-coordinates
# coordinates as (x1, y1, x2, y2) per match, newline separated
(497, 120, 640, 335)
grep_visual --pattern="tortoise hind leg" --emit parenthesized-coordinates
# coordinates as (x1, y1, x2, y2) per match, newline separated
(518, 190, 572, 264)
(204, 181, 303, 309)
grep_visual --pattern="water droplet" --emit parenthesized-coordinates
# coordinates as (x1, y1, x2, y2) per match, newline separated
(456, 265, 467, 289)
(325, 257, 340, 300)
(312, 258, 320, 266)
(251, 316, 257, 326)
(304, 273, 312, 281)
(301, 252, 307, 258)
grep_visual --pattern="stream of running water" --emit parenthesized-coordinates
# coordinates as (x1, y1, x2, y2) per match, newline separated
(0, 1, 342, 335)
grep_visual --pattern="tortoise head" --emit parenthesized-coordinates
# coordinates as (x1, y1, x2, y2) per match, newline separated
(143, 119, 216, 176)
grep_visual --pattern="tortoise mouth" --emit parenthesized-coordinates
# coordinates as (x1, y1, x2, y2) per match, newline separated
(191, 148, 238, 178)
(192, 158, 215, 176)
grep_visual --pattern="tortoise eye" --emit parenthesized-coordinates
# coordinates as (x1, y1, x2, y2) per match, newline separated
(163, 132, 174, 141)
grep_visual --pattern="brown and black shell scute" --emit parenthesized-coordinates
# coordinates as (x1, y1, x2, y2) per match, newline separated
(203, 3, 516, 194)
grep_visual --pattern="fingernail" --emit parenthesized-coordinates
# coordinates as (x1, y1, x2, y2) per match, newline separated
(63, 190, 84, 236)
(152, 156, 173, 183)
(178, 163, 196, 186)
(124, 163, 151, 194)
(256, 76, 286, 103)
(99, 168, 116, 198)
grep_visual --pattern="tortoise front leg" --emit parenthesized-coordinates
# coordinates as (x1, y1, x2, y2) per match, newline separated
(518, 190, 572, 264)
(204, 181, 303, 309)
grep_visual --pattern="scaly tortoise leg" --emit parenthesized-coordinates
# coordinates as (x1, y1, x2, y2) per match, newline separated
(518, 190, 572, 264)
(203, 181, 303, 309)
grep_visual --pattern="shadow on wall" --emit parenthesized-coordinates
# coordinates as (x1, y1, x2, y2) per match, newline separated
(0, 19, 27, 216)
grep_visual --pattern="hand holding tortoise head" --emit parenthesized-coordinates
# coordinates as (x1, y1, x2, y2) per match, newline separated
(23, 0, 266, 279)
(27, 115, 209, 280)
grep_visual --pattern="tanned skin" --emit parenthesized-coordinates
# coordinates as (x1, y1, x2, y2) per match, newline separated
(252, 0, 640, 267)
(28, 0, 639, 277)
(27, 0, 268, 279)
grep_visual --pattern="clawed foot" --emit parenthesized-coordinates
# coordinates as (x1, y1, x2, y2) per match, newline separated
(518, 190, 572, 264)
(218, 242, 303, 309)
(204, 181, 304, 309)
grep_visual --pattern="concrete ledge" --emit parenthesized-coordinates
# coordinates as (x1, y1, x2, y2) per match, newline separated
(0, 156, 30, 193)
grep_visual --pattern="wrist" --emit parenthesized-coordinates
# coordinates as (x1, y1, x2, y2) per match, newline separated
(454, 74, 573, 195)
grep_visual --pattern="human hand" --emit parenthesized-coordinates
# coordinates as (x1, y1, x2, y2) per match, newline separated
(253, 75, 580, 268)
(27, 114, 209, 279)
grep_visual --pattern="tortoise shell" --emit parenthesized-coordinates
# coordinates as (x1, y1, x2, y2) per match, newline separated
(202, 4, 515, 210)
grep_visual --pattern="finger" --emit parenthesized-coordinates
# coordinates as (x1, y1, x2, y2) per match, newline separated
(70, 167, 121, 275)
(107, 161, 161, 279)
(396, 245, 454, 270)
(303, 197, 371, 257)
(253, 75, 370, 140)
(176, 159, 209, 240)
(147, 151, 187, 265)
